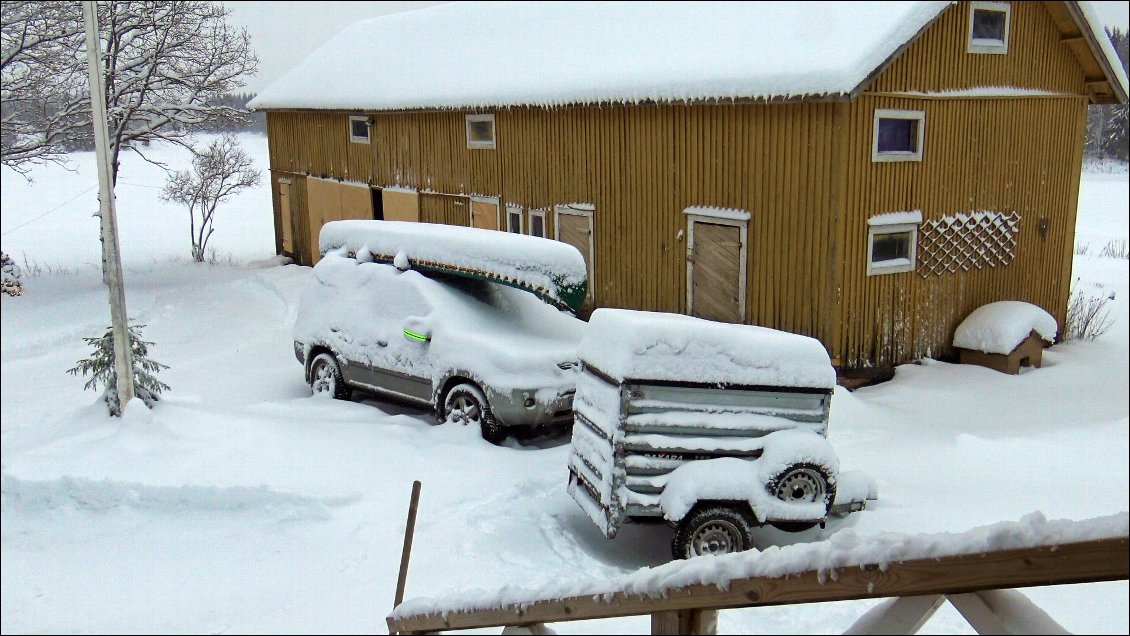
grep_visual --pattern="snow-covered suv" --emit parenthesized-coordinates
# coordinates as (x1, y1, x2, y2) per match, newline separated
(293, 222, 587, 444)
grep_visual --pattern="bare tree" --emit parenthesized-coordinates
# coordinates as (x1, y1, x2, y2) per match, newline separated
(1, 1, 258, 181)
(161, 134, 260, 262)
(1, 1, 88, 175)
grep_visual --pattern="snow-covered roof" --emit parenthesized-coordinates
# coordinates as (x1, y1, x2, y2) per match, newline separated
(250, 1, 1128, 112)
(251, 1, 953, 111)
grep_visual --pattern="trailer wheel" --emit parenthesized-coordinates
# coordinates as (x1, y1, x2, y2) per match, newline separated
(671, 505, 755, 560)
(767, 463, 835, 533)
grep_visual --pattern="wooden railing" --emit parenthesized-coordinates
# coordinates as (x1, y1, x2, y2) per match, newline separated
(386, 535, 1128, 635)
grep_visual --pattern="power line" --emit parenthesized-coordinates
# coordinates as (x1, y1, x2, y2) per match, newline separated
(1, 184, 97, 237)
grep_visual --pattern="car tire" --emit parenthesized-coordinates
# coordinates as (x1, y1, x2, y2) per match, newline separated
(443, 383, 505, 445)
(767, 462, 835, 533)
(309, 352, 350, 400)
(671, 505, 755, 560)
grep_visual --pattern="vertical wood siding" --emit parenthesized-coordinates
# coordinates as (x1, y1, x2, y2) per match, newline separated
(870, 1, 1085, 95)
(268, 104, 840, 347)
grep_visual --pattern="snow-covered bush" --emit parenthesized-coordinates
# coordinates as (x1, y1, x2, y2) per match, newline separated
(67, 323, 170, 416)
(1064, 284, 1115, 342)
(1, 251, 22, 296)
(1100, 239, 1128, 259)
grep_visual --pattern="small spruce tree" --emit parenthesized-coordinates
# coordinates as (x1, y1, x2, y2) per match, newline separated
(68, 323, 170, 416)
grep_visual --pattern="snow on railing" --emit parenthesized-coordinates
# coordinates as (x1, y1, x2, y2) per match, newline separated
(386, 512, 1128, 635)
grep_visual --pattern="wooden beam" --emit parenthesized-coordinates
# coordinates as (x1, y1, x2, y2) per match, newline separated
(651, 609, 718, 635)
(947, 590, 1070, 635)
(385, 537, 1129, 633)
(1059, 35, 1085, 44)
(842, 595, 945, 635)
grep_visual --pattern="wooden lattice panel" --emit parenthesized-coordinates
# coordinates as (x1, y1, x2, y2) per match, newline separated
(917, 212, 1020, 278)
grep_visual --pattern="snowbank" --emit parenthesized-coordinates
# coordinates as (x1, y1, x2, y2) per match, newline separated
(953, 301, 1058, 355)
(391, 511, 1129, 618)
(319, 220, 587, 310)
(579, 309, 835, 389)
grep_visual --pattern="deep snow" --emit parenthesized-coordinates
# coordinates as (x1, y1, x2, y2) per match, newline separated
(1, 135, 1127, 634)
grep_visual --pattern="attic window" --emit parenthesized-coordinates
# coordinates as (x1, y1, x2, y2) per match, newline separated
(466, 114, 496, 149)
(968, 1, 1010, 54)
(349, 116, 370, 144)
(872, 109, 925, 162)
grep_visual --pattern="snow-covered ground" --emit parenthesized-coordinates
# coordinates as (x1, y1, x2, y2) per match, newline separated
(2, 135, 1127, 634)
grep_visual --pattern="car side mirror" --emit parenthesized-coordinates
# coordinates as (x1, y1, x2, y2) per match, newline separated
(403, 327, 430, 343)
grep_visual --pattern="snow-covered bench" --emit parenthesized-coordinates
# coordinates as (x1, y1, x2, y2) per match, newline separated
(952, 301, 1057, 375)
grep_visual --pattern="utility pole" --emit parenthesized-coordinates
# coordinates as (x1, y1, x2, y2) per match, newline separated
(83, 0, 135, 412)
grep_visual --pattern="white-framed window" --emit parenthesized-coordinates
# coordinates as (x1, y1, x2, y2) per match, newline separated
(506, 205, 523, 233)
(968, 1, 1011, 54)
(872, 109, 925, 163)
(867, 223, 919, 276)
(349, 115, 371, 144)
(465, 114, 496, 149)
(528, 208, 547, 238)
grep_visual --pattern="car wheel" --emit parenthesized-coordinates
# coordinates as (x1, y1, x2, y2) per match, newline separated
(443, 383, 505, 444)
(767, 463, 835, 533)
(309, 353, 350, 400)
(671, 505, 755, 560)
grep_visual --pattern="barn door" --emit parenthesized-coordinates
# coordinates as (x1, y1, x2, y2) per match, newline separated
(278, 180, 294, 255)
(555, 205, 595, 306)
(688, 219, 746, 323)
(470, 197, 499, 230)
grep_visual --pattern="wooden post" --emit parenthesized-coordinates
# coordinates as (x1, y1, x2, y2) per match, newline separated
(651, 608, 718, 635)
(947, 590, 1070, 635)
(82, 0, 135, 412)
(843, 594, 945, 635)
(394, 481, 422, 610)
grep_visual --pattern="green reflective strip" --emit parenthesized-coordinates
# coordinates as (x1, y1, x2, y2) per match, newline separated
(403, 329, 429, 342)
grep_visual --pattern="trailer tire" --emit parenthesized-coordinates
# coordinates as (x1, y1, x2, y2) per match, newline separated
(767, 462, 835, 533)
(672, 505, 755, 560)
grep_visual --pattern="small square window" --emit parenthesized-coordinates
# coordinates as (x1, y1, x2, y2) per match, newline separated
(349, 116, 370, 144)
(466, 114, 496, 149)
(867, 223, 918, 275)
(872, 109, 925, 162)
(528, 209, 547, 238)
(506, 206, 523, 233)
(968, 1, 1010, 54)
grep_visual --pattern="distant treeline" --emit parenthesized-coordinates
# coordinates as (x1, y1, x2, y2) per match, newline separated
(1084, 27, 1128, 163)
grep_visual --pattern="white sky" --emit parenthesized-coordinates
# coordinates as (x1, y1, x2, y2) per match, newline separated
(224, 1, 1130, 94)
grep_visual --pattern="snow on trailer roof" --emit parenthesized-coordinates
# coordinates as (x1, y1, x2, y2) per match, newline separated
(319, 220, 588, 310)
(250, 1, 954, 111)
(579, 309, 836, 390)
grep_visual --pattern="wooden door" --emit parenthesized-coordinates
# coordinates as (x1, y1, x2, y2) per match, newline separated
(470, 199, 499, 230)
(556, 209, 594, 304)
(278, 181, 293, 255)
(690, 222, 743, 323)
(339, 182, 373, 220)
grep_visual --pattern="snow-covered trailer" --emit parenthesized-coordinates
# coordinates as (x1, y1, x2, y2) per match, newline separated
(566, 309, 874, 559)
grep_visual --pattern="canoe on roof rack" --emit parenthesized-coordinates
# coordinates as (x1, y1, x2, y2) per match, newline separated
(319, 220, 588, 311)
